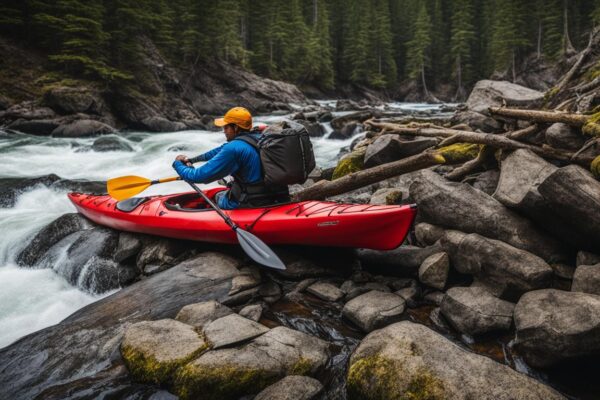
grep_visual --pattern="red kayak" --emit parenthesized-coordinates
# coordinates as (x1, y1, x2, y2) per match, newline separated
(68, 187, 417, 250)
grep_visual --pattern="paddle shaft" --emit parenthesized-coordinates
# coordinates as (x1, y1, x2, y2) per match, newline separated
(186, 181, 237, 230)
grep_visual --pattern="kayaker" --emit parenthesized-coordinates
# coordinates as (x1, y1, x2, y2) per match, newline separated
(172, 106, 289, 209)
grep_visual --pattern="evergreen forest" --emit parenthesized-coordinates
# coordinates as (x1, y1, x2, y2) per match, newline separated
(1, 0, 599, 97)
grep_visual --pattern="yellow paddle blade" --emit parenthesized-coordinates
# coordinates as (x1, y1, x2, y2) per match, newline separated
(107, 175, 152, 201)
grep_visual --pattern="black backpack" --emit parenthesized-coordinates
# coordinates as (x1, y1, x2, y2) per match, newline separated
(236, 122, 316, 185)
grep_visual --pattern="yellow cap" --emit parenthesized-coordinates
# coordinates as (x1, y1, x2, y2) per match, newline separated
(214, 107, 252, 130)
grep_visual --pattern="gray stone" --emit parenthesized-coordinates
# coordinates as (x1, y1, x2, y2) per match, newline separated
(347, 321, 565, 400)
(572, 264, 600, 295)
(410, 169, 568, 262)
(394, 286, 421, 307)
(8, 119, 61, 135)
(550, 263, 575, 280)
(364, 135, 436, 168)
(440, 230, 553, 301)
(418, 252, 449, 290)
(451, 110, 503, 132)
(229, 267, 261, 295)
(239, 304, 263, 322)
(137, 239, 188, 275)
(160, 250, 240, 281)
(414, 223, 445, 247)
(345, 282, 391, 301)
(545, 123, 585, 151)
(52, 119, 115, 137)
(369, 187, 405, 205)
(514, 289, 600, 368)
(141, 116, 187, 132)
(43, 86, 105, 114)
(204, 314, 270, 349)
(91, 135, 134, 152)
(114, 232, 143, 263)
(577, 251, 600, 267)
(357, 243, 443, 275)
(429, 307, 451, 332)
(440, 287, 515, 335)
(173, 327, 329, 400)
(465, 80, 544, 115)
(342, 290, 405, 332)
(298, 120, 325, 137)
(471, 169, 500, 195)
(424, 291, 445, 306)
(176, 300, 233, 329)
(330, 110, 374, 130)
(121, 319, 207, 384)
(77, 256, 138, 294)
(306, 282, 344, 302)
(254, 375, 323, 400)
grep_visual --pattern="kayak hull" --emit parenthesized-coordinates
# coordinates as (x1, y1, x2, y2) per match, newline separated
(67, 188, 417, 250)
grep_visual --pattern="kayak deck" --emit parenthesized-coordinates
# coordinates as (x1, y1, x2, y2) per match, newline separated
(68, 188, 417, 250)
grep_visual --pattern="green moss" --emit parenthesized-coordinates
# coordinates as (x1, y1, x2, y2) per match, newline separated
(121, 342, 208, 385)
(347, 355, 445, 400)
(290, 357, 313, 375)
(385, 190, 404, 205)
(544, 86, 559, 103)
(332, 149, 365, 179)
(582, 112, 600, 137)
(435, 143, 481, 164)
(591, 155, 600, 179)
(173, 362, 278, 400)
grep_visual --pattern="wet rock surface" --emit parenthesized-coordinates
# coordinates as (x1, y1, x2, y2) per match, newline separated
(342, 290, 405, 332)
(254, 375, 324, 400)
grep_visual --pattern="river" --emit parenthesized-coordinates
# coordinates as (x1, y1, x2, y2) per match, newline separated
(0, 103, 453, 349)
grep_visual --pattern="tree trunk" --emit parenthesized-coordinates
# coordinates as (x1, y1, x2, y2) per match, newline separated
(488, 107, 588, 126)
(512, 50, 517, 83)
(537, 20, 542, 59)
(563, 0, 576, 56)
(313, 0, 318, 26)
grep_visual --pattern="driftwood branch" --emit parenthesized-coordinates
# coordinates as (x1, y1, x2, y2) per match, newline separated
(488, 107, 588, 126)
(446, 146, 495, 181)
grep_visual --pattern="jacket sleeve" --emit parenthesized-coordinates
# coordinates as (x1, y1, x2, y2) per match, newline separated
(188, 144, 224, 163)
(173, 144, 239, 183)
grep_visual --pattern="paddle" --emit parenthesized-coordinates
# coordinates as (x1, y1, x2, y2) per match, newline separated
(107, 175, 181, 201)
(106, 174, 286, 270)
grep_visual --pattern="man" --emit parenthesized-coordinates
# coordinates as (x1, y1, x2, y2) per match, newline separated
(172, 106, 289, 209)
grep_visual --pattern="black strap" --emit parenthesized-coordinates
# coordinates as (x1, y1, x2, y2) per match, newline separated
(234, 134, 259, 151)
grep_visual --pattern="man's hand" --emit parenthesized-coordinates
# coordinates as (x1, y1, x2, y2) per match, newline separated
(175, 154, 193, 166)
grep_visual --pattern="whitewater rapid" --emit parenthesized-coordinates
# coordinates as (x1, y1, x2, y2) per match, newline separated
(0, 104, 450, 349)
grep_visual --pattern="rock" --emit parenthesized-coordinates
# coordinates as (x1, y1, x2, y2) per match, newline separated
(465, 80, 544, 115)
(331, 148, 365, 179)
(537, 165, 600, 251)
(364, 135, 436, 168)
(298, 120, 325, 137)
(369, 188, 406, 205)
(414, 223, 445, 246)
(306, 282, 344, 302)
(577, 251, 600, 266)
(550, 263, 575, 280)
(571, 264, 600, 295)
(78, 256, 138, 293)
(440, 287, 515, 335)
(451, 110, 503, 132)
(335, 99, 363, 111)
(394, 286, 421, 307)
(136, 238, 189, 274)
(440, 230, 553, 301)
(357, 244, 443, 275)
(91, 135, 134, 152)
(204, 314, 269, 349)
(173, 327, 329, 400)
(43, 86, 106, 114)
(514, 289, 600, 368)
(239, 304, 263, 322)
(347, 321, 565, 400)
(418, 252, 449, 290)
(429, 307, 452, 332)
(545, 123, 585, 151)
(0, 174, 62, 207)
(345, 282, 391, 301)
(330, 110, 374, 130)
(3, 102, 56, 120)
(8, 118, 61, 135)
(424, 291, 445, 306)
(229, 267, 261, 295)
(471, 170, 500, 195)
(274, 253, 336, 280)
(0, 251, 240, 399)
(141, 116, 187, 132)
(114, 232, 143, 263)
(51, 119, 116, 137)
(410, 169, 568, 262)
(254, 375, 323, 400)
(342, 290, 405, 332)
(121, 319, 207, 384)
(329, 121, 360, 140)
(176, 300, 234, 329)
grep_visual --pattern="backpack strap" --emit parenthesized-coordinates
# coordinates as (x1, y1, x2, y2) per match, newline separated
(234, 134, 259, 151)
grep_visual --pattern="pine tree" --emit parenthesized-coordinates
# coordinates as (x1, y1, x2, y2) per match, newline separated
(450, 0, 476, 99)
(406, 3, 433, 94)
(0, 0, 24, 36)
(593, 0, 600, 25)
(368, 0, 397, 88)
(300, 0, 335, 89)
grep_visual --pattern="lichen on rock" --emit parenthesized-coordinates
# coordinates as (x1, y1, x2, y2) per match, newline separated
(332, 149, 366, 179)
(582, 112, 600, 137)
(436, 142, 481, 164)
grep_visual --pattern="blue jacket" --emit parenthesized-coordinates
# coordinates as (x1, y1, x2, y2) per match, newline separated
(172, 133, 262, 209)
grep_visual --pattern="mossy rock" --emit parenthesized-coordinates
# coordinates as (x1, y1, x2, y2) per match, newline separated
(435, 143, 481, 164)
(591, 155, 600, 179)
(332, 149, 366, 180)
(120, 319, 208, 385)
(347, 355, 445, 400)
(582, 112, 600, 137)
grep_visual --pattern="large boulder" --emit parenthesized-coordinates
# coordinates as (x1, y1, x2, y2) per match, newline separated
(121, 319, 208, 384)
(173, 326, 329, 400)
(571, 264, 600, 295)
(440, 287, 515, 335)
(342, 290, 406, 332)
(537, 165, 600, 251)
(514, 289, 600, 368)
(51, 119, 116, 137)
(410, 169, 568, 262)
(176, 300, 233, 329)
(203, 314, 269, 349)
(545, 123, 585, 151)
(440, 230, 553, 301)
(141, 116, 187, 132)
(330, 110, 375, 130)
(0, 174, 61, 207)
(363, 135, 436, 168)
(451, 110, 503, 133)
(43, 86, 107, 115)
(418, 252, 449, 290)
(466, 80, 544, 115)
(347, 321, 565, 400)
(7, 118, 61, 135)
(91, 135, 134, 152)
